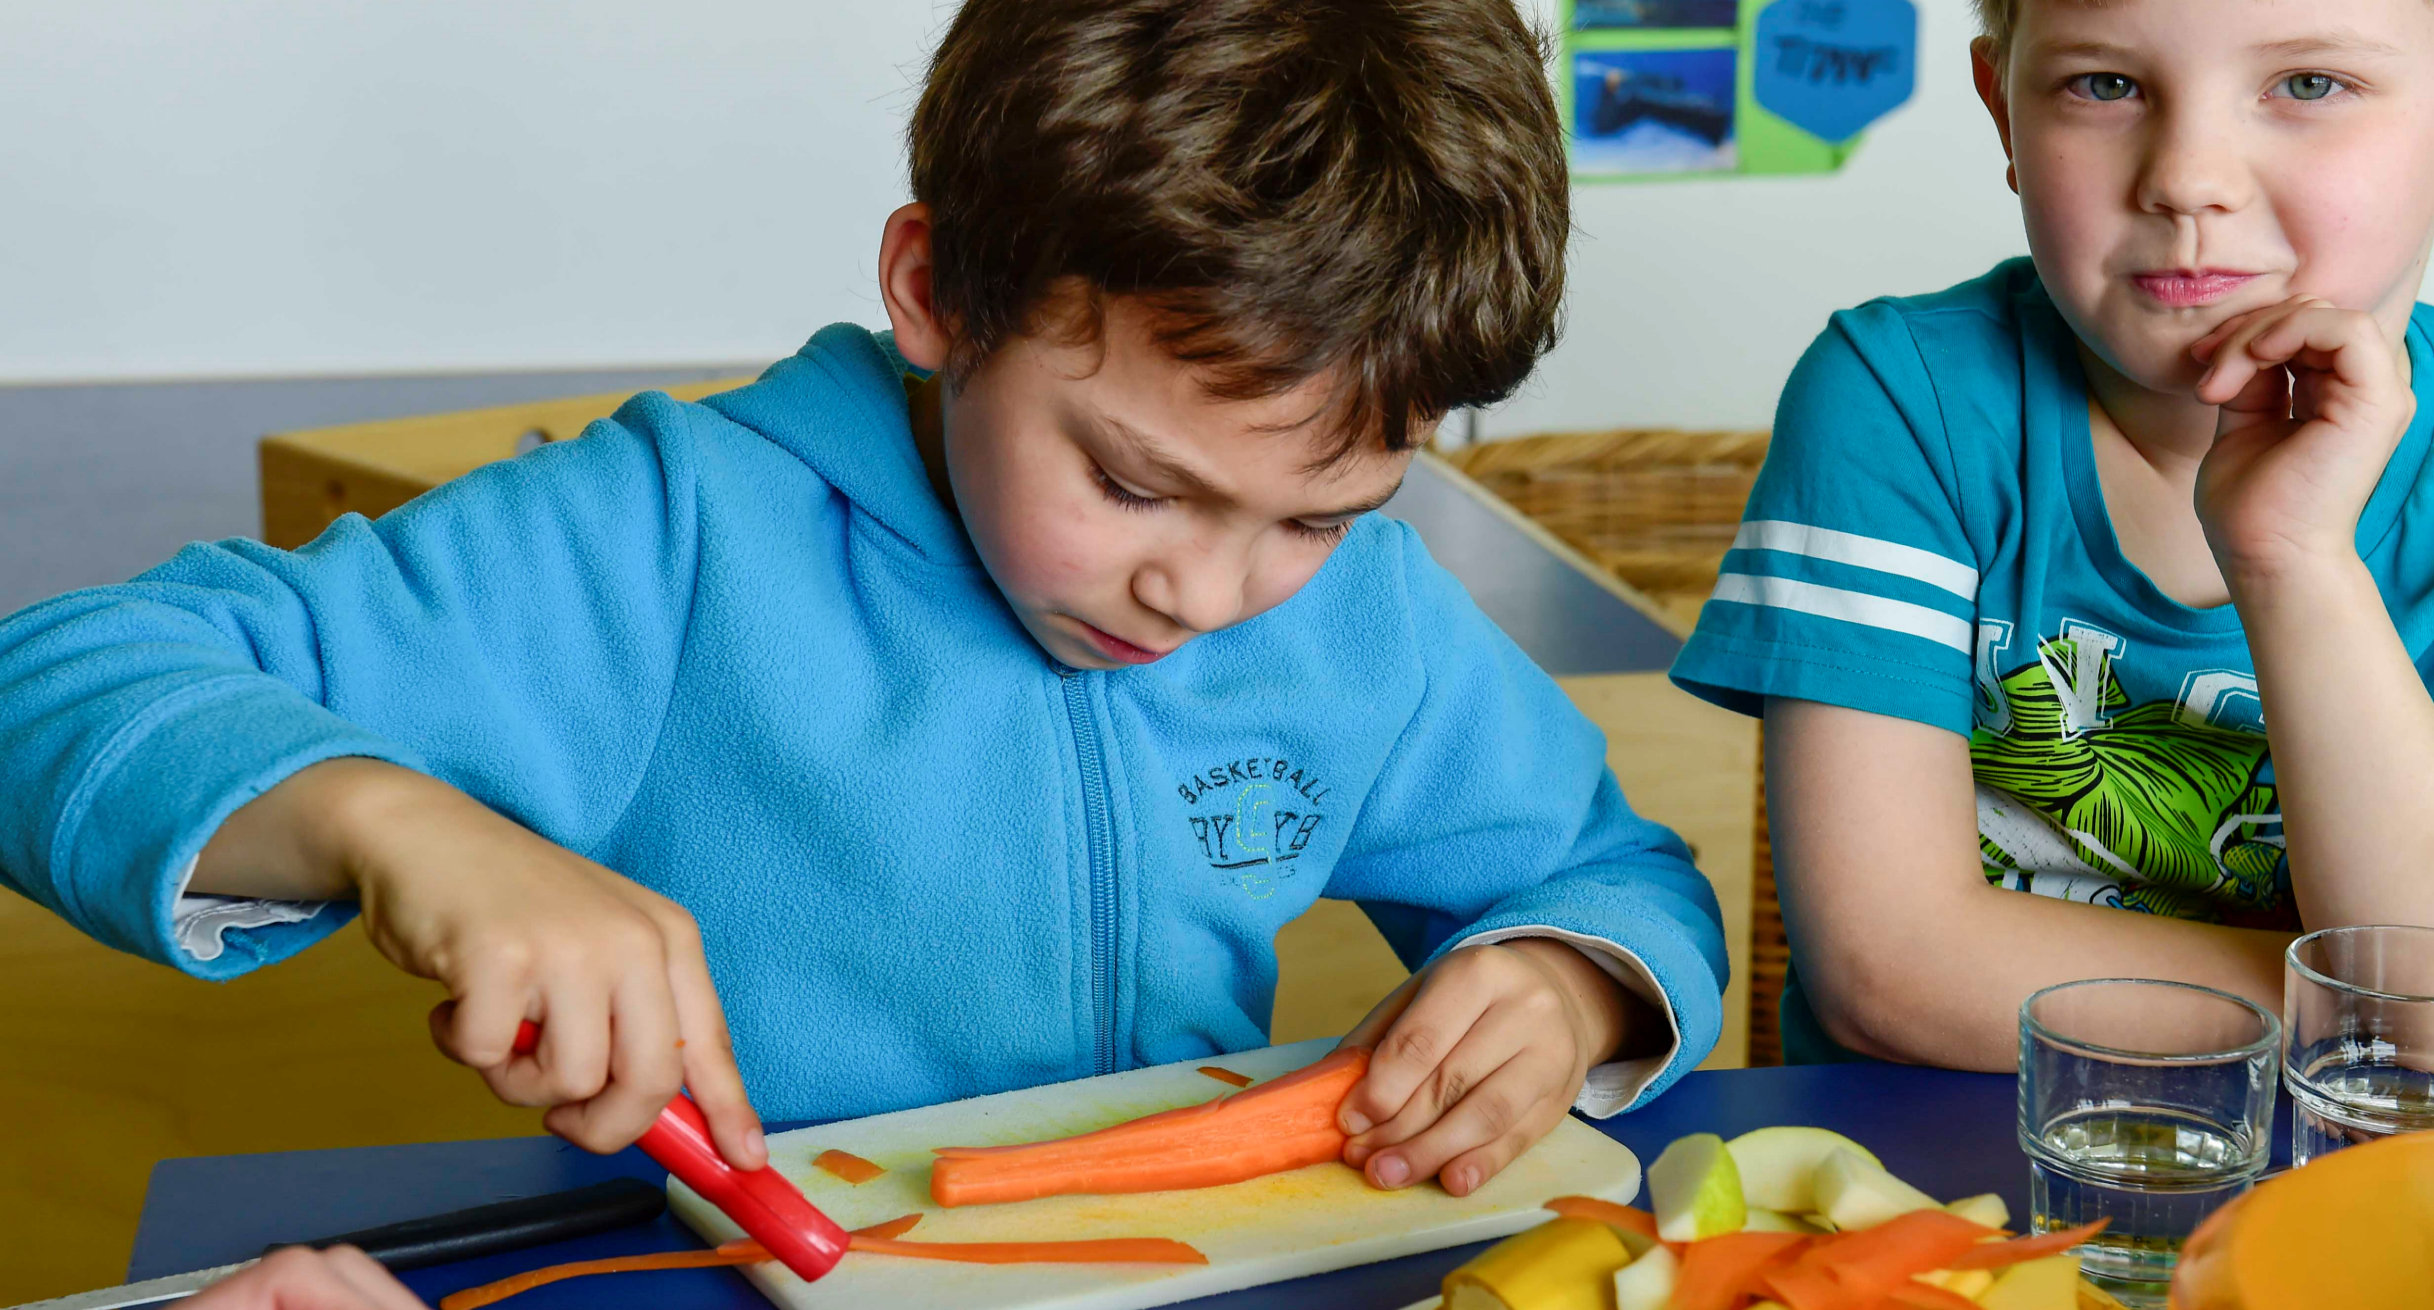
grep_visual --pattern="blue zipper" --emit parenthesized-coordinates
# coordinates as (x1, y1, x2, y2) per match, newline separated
(1060, 669, 1119, 1076)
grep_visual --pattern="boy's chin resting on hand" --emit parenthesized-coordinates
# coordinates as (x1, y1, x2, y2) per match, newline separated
(1333, 937, 1658, 1197)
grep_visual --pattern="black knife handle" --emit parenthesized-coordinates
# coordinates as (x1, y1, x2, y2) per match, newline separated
(270, 1177, 667, 1272)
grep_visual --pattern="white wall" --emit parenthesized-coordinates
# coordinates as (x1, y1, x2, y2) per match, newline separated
(0, 0, 953, 381)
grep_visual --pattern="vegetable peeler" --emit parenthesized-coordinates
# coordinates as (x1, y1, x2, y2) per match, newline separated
(510, 1019, 850, 1282)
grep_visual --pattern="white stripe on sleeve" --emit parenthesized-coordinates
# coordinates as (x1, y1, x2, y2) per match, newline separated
(1710, 572, 1973, 653)
(1733, 520, 1979, 599)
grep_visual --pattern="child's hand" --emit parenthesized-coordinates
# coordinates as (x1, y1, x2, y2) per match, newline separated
(2191, 296, 2415, 584)
(1331, 938, 1638, 1197)
(325, 764, 765, 1169)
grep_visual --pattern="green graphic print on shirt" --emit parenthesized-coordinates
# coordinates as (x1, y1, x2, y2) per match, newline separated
(1969, 632, 2288, 923)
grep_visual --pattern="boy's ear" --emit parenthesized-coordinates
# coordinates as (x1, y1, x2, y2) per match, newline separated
(878, 202, 952, 372)
(1970, 36, 2019, 195)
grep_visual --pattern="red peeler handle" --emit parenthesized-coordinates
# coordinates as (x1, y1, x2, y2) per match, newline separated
(511, 1018, 848, 1281)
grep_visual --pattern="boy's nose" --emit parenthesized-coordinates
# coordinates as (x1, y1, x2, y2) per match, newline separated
(1136, 546, 1247, 637)
(2134, 109, 2253, 220)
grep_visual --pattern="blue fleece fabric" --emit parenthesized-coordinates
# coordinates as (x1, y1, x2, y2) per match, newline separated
(0, 325, 1727, 1121)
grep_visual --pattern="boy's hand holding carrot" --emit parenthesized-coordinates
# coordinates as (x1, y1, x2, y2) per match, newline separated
(194, 756, 766, 1168)
(2193, 295, 2417, 584)
(1333, 938, 1659, 1197)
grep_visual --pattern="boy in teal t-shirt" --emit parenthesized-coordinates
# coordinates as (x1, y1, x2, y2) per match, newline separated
(1674, 0, 2434, 1066)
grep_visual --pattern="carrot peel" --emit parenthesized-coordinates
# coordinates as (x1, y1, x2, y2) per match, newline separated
(813, 1148, 887, 1184)
(1196, 1065, 1254, 1088)
(437, 1216, 922, 1310)
(1944, 1218, 2108, 1269)
(930, 1048, 1369, 1206)
(1542, 1195, 1663, 1242)
(1672, 1230, 1809, 1310)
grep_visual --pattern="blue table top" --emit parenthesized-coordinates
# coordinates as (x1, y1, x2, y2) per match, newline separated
(134, 1062, 2034, 1309)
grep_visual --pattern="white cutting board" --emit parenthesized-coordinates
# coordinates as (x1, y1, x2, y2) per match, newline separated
(670, 1039, 1641, 1310)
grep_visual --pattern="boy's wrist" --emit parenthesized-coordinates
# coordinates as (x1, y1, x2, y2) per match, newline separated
(2221, 543, 2377, 615)
(1497, 936, 1636, 1067)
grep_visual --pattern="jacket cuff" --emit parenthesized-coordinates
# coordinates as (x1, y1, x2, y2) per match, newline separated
(1444, 924, 1680, 1119)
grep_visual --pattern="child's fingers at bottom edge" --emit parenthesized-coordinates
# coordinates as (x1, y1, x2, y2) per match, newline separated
(1360, 1058, 1551, 1192)
(320, 1245, 434, 1310)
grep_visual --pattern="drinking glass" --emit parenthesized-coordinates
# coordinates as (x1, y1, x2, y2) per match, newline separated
(2285, 924, 2434, 1167)
(2018, 978, 2279, 1308)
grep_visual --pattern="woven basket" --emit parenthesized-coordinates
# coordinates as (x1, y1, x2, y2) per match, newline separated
(1437, 428, 1788, 1066)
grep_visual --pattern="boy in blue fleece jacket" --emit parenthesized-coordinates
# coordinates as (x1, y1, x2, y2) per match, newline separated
(0, 0, 1726, 1196)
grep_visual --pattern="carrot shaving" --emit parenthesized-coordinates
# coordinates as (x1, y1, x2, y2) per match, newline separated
(930, 1048, 1369, 1206)
(1196, 1065, 1254, 1088)
(437, 1216, 920, 1310)
(1672, 1231, 1809, 1310)
(1541, 1195, 1663, 1243)
(1945, 1219, 2108, 1269)
(437, 1247, 763, 1310)
(847, 1233, 1208, 1265)
(1758, 1259, 1859, 1310)
(813, 1148, 887, 1184)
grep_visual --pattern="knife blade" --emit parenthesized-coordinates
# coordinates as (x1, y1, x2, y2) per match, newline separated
(8, 1177, 666, 1310)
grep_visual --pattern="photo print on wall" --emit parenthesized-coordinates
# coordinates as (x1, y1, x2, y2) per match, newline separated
(1562, 0, 1919, 183)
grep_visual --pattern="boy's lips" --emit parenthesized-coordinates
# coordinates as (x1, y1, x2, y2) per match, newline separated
(1074, 618, 1172, 665)
(2130, 270, 2260, 309)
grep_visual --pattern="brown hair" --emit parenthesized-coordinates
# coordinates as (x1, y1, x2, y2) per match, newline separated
(908, 0, 1569, 455)
(1973, 0, 2017, 58)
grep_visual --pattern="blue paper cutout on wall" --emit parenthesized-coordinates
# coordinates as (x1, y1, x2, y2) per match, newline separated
(1753, 0, 1917, 144)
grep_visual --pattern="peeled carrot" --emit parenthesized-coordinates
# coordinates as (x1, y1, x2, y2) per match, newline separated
(846, 1234, 1208, 1265)
(1886, 1280, 1989, 1310)
(814, 1149, 887, 1184)
(930, 1048, 1370, 1206)
(1670, 1230, 1809, 1310)
(1196, 1066, 1254, 1088)
(1541, 1195, 1664, 1244)
(1944, 1219, 2108, 1269)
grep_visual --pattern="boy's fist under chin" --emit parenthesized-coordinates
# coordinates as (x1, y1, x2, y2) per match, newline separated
(2191, 295, 2418, 585)
(1332, 937, 1648, 1198)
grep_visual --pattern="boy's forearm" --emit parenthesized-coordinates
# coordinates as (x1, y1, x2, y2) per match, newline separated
(190, 756, 426, 901)
(2231, 551, 2434, 929)
(1808, 885, 2292, 1070)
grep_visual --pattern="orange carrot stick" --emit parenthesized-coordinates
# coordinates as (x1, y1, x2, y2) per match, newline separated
(846, 1234, 1208, 1265)
(930, 1048, 1369, 1206)
(1196, 1066, 1254, 1088)
(1943, 1219, 2108, 1269)
(1671, 1231, 1810, 1310)
(814, 1149, 887, 1184)
(1542, 1195, 1663, 1243)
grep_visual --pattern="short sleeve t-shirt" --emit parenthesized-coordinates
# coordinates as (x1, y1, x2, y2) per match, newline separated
(1673, 259, 2434, 927)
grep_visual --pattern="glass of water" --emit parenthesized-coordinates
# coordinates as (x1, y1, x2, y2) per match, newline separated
(2285, 924, 2434, 1167)
(2018, 978, 2279, 1308)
